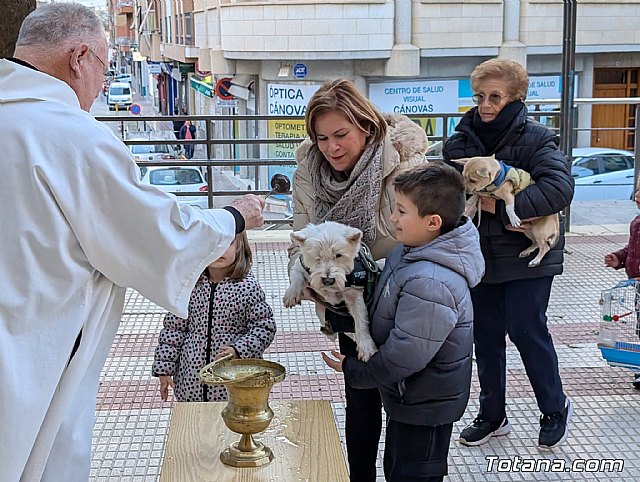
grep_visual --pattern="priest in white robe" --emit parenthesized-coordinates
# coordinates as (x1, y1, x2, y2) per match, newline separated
(0, 4, 264, 481)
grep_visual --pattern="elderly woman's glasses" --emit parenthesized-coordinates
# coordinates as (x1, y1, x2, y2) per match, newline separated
(472, 93, 506, 105)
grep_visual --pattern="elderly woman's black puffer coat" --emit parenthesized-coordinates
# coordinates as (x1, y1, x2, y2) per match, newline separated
(443, 104, 574, 283)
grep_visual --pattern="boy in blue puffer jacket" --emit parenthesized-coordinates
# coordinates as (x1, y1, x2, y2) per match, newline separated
(323, 162, 485, 482)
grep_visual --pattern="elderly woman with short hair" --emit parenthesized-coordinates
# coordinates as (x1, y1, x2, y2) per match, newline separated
(444, 59, 574, 450)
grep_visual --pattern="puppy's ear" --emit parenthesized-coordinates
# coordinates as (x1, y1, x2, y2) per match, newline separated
(291, 232, 306, 246)
(476, 168, 491, 178)
(490, 154, 496, 159)
(347, 230, 363, 245)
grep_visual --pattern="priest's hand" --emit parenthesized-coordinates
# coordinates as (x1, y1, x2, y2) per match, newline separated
(231, 195, 265, 230)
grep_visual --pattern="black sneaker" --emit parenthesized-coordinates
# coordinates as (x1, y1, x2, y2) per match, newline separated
(633, 373, 640, 390)
(459, 416, 511, 446)
(539, 398, 573, 449)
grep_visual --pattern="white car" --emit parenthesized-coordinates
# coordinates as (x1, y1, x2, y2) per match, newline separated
(115, 73, 132, 83)
(129, 143, 177, 161)
(107, 81, 132, 111)
(571, 147, 636, 201)
(221, 171, 255, 191)
(140, 166, 209, 209)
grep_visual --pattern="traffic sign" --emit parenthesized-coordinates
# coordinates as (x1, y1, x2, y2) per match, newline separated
(215, 77, 234, 100)
(293, 63, 307, 79)
(129, 103, 141, 115)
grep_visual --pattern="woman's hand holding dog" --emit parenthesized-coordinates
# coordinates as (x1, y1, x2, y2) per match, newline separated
(480, 197, 496, 214)
(505, 216, 542, 233)
(322, 350, 345, 372)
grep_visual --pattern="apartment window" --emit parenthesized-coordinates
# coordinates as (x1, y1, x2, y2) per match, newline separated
(148, 10, 156, 32)
(165, 15, 171, 43)
(185, 12, 193, 46)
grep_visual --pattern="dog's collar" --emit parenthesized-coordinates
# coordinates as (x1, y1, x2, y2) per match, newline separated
(301, 244, 379, 299)
(346, 244, 379, 298)
(491, 160, 511, 187)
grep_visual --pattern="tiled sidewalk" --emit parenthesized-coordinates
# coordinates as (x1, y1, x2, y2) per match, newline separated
(91, 231, 640, 481)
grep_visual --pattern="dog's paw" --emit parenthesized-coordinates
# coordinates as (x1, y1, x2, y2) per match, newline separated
(528, 258, 542, 268)
(357, 338, 378, 362)
(321, 330, 337, 342)
(508, 214, 522, 227)
(282, 288, 303, 308)
(505, 205, 522, 227)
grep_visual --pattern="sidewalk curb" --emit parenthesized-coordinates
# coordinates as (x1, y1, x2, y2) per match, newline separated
(567, 224, 629, 236)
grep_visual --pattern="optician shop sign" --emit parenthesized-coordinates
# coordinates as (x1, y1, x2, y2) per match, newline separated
(266, 83, 320, 167)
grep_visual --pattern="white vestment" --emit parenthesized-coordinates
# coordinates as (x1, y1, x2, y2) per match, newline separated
(0, 59, 237, 482)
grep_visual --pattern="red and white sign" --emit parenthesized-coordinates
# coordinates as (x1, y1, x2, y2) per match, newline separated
(215, 78, 234, 100)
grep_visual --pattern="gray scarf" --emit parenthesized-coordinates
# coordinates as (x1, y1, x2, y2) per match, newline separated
(307, 143, 383, 245)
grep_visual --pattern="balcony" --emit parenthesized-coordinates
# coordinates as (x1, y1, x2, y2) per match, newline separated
(140, 32, 162, 62)
(162, 43, 198, 63)
(196, 0, 393, 60)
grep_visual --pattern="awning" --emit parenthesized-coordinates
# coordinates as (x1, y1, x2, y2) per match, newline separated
(190, 77, 214, 98)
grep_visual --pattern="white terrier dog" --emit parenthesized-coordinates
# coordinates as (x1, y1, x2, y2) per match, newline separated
(283, 221, 378, 361)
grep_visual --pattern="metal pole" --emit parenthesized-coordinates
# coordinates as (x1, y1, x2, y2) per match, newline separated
(634, 104, 640, 194)
(206, 119, 213, 209)
(560, 0, 577, 231)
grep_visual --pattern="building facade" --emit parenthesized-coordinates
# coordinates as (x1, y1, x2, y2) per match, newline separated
(134, 0, 640, 153)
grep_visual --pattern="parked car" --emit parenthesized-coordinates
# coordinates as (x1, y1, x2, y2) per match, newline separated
(571, 148, 635, 201)
(107, 81, 132, 111)
(425, 140, 443, 158)
(115, 73, 132, 83)
(140, 166, 209, 209)
(221, 171, 255, 191)
(129, 143, 177, 161)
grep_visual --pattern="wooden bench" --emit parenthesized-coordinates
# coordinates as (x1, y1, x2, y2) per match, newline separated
(160, 399, 349, 481)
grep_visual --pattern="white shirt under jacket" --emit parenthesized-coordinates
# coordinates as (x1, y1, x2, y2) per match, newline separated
(0, 59, 237, 482)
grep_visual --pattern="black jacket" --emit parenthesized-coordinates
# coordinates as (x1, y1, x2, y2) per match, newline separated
(443, 105, 574, 283)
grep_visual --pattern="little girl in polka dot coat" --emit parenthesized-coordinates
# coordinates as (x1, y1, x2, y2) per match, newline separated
(152, 232, 276, 402)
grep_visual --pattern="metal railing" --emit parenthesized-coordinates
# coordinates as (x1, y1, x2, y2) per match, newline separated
(96, 97, 640, 229)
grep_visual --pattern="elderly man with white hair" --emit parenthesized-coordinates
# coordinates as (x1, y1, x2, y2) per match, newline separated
(0, 3, 264, 481)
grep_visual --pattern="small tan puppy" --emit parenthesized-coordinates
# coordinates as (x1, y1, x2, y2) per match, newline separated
(453, 155, 559, 268)
(283, 221, 377, 361)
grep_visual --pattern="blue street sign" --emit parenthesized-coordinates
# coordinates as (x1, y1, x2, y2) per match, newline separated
(293, 63, 307, 79)
(129, 103, 141, 115)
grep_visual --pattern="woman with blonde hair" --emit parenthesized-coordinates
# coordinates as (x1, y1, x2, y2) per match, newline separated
(288, 78, 428, 481)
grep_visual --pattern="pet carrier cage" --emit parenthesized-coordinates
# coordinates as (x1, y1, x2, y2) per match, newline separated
(598, 280, 640, 369)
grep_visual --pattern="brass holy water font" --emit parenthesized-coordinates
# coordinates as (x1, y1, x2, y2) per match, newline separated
(199, 357, 286, 467)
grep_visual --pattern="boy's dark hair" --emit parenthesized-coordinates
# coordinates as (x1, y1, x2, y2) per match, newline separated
(393, 162, 466, 234)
